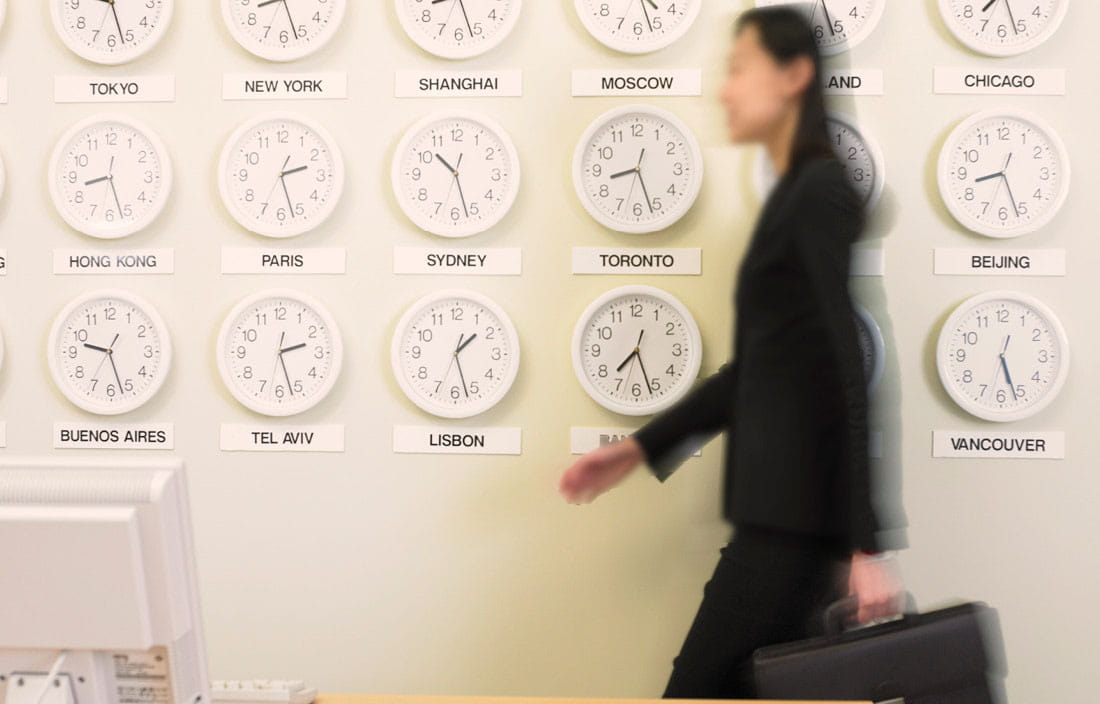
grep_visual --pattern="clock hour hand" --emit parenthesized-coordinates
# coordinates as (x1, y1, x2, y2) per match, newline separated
(83, 343, 110, 353)
(981, 0, 996, 10)
(281, 165, 308, 177)
(84, 175, 111, 186)
(280, 342, 306, 354)
(609, 166, 637, 179)
(456, 332, 477, 354)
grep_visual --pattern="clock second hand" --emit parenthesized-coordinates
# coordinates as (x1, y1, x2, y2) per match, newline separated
(453, 331, 478, 398)
(258, 0, 300, 40)
(633, 329, 654, 394)
(94, 0, 126, 44)
(267, 331, 286, 396)
(998, 334, 1018, 400)
(634, 148, 655, 214)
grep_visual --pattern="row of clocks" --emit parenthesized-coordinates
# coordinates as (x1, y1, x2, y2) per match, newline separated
(15, 0, 1069, 64)
(9, 285, 1067, 423)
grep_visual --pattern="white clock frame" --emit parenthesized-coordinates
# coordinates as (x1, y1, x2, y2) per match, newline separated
(47, 289, 173, 415)
(571, 284, 703, 416)
(937, 107, 1070, 239)
(937, 0, 1068, 57)
(50, 0, 174, 65)
(754, 0, 886, 55)
(574, 0, 701, 54)
(48, 113, 174, 240)
(935, 289, 1069, 422)
(391, 288, 521, 419)
(391, 110, 522, 238)
(573, 104, 704, 234)
(852, 301, 884, 394)
(395, 0, 522, 59)
(221, 0, 347, 61)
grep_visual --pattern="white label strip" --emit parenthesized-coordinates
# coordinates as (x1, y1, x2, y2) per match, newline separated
(932, 430, 1064, 459)
(54, 75, 176, 103)
(395, 70, 522, 98)
(221, 247, 347, 274)
(220, 423, 345, 452)
(570, 426, 701, 456)
(823, 69, 884, 96)
(933, 67, 1066, 95)
(54, 422, 175, 450)
(571, 69, 702, 97)
(222, 72, 348, 100)
(934, 248, 1065, 276)
(53, 249, 174, 275)
(0, 78, 8, 104)
(0, 422, 6, 448)
(393, 246, 521, 275)
(0, 250, 6, 276)
(572, 247, 702, 275)
(851, 247, 885, 277)
(393, 424, 521, 455)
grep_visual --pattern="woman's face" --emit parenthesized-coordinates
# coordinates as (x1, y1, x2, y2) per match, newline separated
(719, 24, 807, 144)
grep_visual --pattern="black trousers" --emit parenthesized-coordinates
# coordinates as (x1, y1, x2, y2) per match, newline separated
(661, 523, 852, 699)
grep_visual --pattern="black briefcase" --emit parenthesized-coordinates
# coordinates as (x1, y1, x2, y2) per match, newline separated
(752, 592, 1008, 703)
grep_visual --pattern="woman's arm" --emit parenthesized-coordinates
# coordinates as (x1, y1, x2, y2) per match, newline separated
(630, 358, 739, 482)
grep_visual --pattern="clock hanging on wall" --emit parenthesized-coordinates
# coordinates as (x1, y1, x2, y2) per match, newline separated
(938, 0, 1068, 56)
(574, 0, 701, 53)
(937, 108, 1070, 238)
(396, 0, 522, 59)
(936, 289, 1069, 422)
(47, 289, 173, 415)
(50, 0, 173, 64)
(221, 0, 347, 61)
(48, 114, 173, 240)
(754, 0, 886, 54)
(852, 302, 884, 394)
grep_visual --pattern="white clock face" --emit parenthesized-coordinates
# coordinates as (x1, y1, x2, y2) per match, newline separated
(219, 113, 344, 238)
(938, 0, 1067, 56)
(573, 105, 704, 234)
(936, 290, 1069, 422)
(391, 289, 520, 419)
(572, 285, 702, 416)
(755, 0, 885, 54)
(222, 0, 346, 61)
(217, 289, 343, 417)
(396, 0, 522, 59)
(755, 111, 884, 212)
(51, 0, 173, 64)
(852, 302, 884, 393)
(574, 0, 700, 54)
(48, 290, 172, 415)
(48, 114, 173, 240)
(937, 109, 1069, 238)
(392, 111, 521, 238)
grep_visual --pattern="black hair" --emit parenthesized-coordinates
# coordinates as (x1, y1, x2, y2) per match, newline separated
(733, 7, 835, 178)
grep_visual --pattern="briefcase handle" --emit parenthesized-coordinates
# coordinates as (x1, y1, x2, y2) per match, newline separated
(823, 590, 918, 637)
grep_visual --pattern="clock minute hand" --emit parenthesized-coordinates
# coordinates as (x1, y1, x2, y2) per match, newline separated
(821, 0, 836, 36)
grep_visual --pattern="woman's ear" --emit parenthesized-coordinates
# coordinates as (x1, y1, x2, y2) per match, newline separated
(781, 54, 815, 98)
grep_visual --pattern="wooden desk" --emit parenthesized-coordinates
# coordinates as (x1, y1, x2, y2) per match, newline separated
(317, 693, 871, 704)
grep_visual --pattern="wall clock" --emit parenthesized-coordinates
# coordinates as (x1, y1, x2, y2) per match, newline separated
(754, 110, 884, 212)
(221, 0, 346, 61)
(48, 114, 173, 240)
(391, 289, 520, 419)
(573, 104, 703, 234)
(391, 110, 521, 238)
(50, 0, 173, 64)
(936, 289, 1069, 422)
(852, 302, 884, 394)
(937, 108, 1069, 238)
(574, 0, 700, 54)
(217, 289, 343, 417)
(396, 0, 522, 59)
(572, 285, 702, 416)
(218, 112, 344, 239)
(938, 0, 1068, 56)
(754, 0, 885, 54)
(47, 289, 172, 415)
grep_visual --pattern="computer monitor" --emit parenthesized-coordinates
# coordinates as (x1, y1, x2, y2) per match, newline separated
(0, 457, 209, 704)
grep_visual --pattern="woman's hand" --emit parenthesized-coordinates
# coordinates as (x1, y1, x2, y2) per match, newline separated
(847, 551, 906, 624)
(558, 437, 646, 504)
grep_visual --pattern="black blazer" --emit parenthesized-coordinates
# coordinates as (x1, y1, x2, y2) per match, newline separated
(632, 155, 899, 553)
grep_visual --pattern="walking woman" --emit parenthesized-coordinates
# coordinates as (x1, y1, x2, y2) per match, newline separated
(558, 7, 907, 699)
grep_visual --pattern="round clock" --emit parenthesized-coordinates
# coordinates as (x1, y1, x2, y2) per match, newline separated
(573, 104, 704, 234)
(50, 0, 173, 64)
(391, 110, 521, 239)
(938, 0, 1067, 56)
(572, 285, 702, 416)
(574, 0, 701, 54)
(852, 302, 884, 394)
(936, 290, 1069, 422)
(754, 110, 884, 212)
(218, 112, 344, 239)
(391, 289, 520, 419)
(754, 0, 885, 54)
(396, 0, 522, 59)
(217, 289, 343, 417)
(221, 0, 346, 61)
(47, 289, 172, 415)
(48, 114, 173, 240)
(937, 108, 1070, 238)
